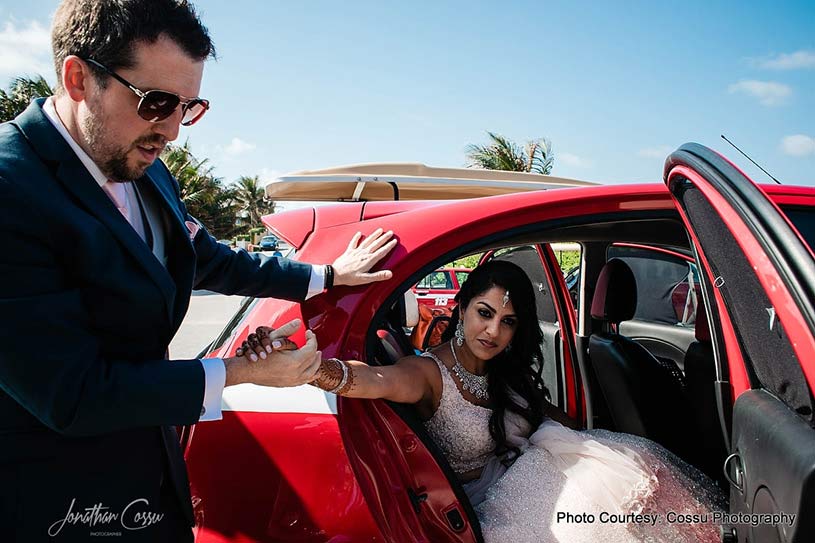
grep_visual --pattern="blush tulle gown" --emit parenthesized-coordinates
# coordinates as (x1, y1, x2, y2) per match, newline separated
(421, 351, 725, 543)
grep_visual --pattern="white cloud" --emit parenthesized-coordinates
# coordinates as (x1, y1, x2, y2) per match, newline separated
(0, 20, 53, 81)
(753, 50, 815, 70)
(638, 146, 673, 159)
(727, 80, 791, 106)
(558, 152, 592, 168)
(780, 135, 815, 157)
(223, 137, 257, 156)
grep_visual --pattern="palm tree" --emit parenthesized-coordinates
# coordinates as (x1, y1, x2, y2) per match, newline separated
(161, 141, 240, 239)
(233, 175, 276, 230)
(0, 75, 54, 122)
(162, 141, 219, 203)
(465, 131, 554, 174)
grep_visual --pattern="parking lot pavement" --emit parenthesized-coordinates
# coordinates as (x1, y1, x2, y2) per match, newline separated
(168, 249, 294, 359)
(169, 291, 244, 359)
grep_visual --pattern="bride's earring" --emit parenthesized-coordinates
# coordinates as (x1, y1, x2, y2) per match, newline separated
(455, 320, 465, 347)
(505, 342, 512, 353)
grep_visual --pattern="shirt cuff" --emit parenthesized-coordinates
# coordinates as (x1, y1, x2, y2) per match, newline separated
(306, 264, 326, 300)
(199, 358, 226, 421)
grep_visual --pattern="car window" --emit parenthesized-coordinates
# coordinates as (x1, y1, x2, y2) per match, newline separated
(607, 245, 699, 326)
(455, 271, 470, 287)
(417, 271, 452, 290)
(416, 274, 431, 289)
(780, 205, 815, 254)
(203, 296, 258, 356)
(554, 242, 581, 311)
(435, 272, 454, 289)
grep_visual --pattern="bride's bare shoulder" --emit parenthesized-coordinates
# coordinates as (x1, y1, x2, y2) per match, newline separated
(396, 352, 443, 376)
(396, 353, 445, 401)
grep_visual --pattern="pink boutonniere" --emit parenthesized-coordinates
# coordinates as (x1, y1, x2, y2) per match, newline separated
(185, 220, 200, 240)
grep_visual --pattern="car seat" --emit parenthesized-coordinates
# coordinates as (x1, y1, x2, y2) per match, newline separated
(588, 259, 693, 460)
(410, 305, 453, 352)
(377, 290, 420, 363)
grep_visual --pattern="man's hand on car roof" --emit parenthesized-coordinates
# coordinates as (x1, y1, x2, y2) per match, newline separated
(332, 228, 397, 287)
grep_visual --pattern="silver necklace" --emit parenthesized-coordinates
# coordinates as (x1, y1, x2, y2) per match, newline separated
(450, 341, 489, 401)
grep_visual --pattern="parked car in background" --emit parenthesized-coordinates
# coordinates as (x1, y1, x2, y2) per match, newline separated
(184, 150, 815, 543)
(258, 234, 279, 251)
(411, 267, 471, 310)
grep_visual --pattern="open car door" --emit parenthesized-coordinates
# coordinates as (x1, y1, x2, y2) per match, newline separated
(339, 397, 483, 543)
(664, 143, 815, 542)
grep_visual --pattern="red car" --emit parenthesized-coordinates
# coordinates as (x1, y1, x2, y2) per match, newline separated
(412, 267, 471, 310)
(184, 145, 815, 543)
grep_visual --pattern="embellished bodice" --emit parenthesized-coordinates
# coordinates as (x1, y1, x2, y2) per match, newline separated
(422, 351, 496, 475)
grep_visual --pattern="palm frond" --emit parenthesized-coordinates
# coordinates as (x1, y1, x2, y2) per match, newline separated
(466, 131, 552, 173)
(0, 75, 54, 122)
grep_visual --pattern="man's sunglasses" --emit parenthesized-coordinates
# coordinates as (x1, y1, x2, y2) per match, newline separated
(84, 58, 209, 126)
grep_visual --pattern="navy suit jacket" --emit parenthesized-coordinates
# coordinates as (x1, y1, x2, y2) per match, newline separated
(0, 99, 313, 541)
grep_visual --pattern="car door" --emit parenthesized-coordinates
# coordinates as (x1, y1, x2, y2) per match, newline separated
(347, 246, 581, 543)
(665, 143, 815, 543)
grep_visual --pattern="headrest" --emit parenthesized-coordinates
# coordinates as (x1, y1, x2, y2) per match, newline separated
(590, 259, 637, 324)
(404, 289, 420, 328)
(695, 302, 711, 342)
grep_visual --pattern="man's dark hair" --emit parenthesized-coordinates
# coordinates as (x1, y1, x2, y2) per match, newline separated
(51, 0, 215, 90)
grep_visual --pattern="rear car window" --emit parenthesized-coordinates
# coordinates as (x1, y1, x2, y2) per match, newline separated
(607, 245, 699, 326)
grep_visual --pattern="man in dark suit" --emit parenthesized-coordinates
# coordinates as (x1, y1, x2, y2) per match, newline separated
(0, 1, 396, 541)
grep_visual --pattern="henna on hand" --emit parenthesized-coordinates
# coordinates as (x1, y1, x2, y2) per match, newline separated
(336, 364, 355, 395)
(311, 358, 344, 391)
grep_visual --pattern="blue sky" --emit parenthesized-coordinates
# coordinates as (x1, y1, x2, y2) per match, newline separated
(2, 0, 813, 194)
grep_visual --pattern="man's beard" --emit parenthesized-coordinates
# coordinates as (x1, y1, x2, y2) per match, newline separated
(81, 108, 160, 182)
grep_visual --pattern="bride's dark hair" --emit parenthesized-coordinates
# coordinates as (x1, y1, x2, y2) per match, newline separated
(441, 260, 546, 463)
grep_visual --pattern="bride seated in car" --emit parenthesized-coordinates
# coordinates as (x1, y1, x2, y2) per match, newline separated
(239, 260, 725, 543)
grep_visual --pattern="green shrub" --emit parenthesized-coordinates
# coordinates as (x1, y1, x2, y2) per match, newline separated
(555, 250, 580, 273)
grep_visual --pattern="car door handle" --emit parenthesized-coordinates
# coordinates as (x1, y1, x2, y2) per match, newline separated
(407, 487, 428, 514)
(416, 290, 429, 295)
(723, 452, 744, 493)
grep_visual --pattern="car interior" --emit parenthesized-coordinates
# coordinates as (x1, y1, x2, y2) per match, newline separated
(366, 210, 730, 524)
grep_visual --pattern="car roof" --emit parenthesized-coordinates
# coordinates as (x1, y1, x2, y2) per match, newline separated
(262, 179, 815, 249)
(265, 162, 598, 201)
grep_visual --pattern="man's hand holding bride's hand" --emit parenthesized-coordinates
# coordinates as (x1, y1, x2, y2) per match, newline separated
(223, 319, 322, 388)
(236, 325, 298, 361)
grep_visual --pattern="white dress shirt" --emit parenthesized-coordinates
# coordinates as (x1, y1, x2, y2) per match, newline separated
(42, 98, 326, 422)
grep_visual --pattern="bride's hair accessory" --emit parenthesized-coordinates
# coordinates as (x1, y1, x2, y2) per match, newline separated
(502, 290, 510, 307)
(455, 319, 465, 347)
(450, 341, 489, 400)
